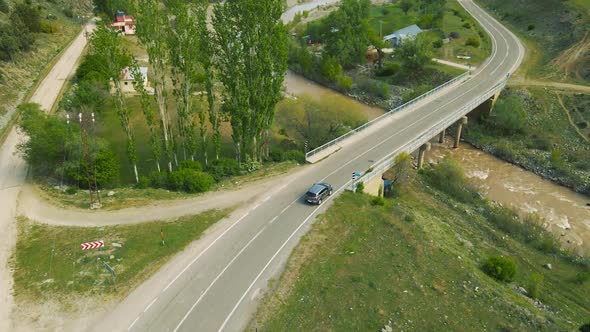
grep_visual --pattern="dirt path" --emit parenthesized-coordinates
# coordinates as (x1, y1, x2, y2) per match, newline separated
(0, 22, 94, 332)
(555, 92, 590, 142)
(17, 168, 304, 227)
(508, 79, 590, 93)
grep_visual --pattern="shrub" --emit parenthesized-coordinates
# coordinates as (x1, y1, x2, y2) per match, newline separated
(184, 171, 214, 193)
(283, 150, 305, 163)
(423, 157, 475, 203)
(404, 214, 415, 222)
(40, 22, 56, 33)
(168, 169, 213, 193)
(0, 0, 9, 13)
(465, 37, 480, 47)
(355, 182, 364, 193)
(376, 62, 400, 76)
(336, 74, 353, 92)
(371, 196, 385, 206)
(527, 273, 544, 299)
(62, 7, 74, 18)
(527, 24, 535, 31)
(449, 31, 460, 39)
(482, 255, 516, 282)
(65, 187, 77, 195)
(206, 158, 240, 181)
(178, 160, 203, 171)
(462, 22, 471, 29)
(136, 176, 150, 189)
(358, 78, 390, 99)
(432, 39, 443, 48)
(149, 171, 169, 189)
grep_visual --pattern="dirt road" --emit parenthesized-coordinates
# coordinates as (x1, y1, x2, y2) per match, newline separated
(0, 22, 94, 332)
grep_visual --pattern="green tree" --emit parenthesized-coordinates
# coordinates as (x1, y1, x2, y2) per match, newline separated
(400, 0, 413, 14)
(487, 95, 527, 135)
(131, 61, 162, 172)
(322, 0, 371, 68)
(213, 0, 288, 162)
(11, 2, 41, 33)
(89, 24, 139, 183)
(135, 0, 174, 172)
(167, 0, 203, 162)
(389, 152, 413, 195)
(320, 55, 343, 82)
(17, 103, 78, 179)
(396, 34, 433, 72)
(194, 0, 221, 162)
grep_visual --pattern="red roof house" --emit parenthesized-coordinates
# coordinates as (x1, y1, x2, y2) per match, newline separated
(110, 11, 136, 35)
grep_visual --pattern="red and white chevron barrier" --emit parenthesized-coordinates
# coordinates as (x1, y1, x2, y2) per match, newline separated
(81, 240, 104, 250)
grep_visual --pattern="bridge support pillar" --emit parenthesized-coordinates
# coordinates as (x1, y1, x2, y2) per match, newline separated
(454, 116, 468, 148)
(438, 130, 446, 143)
(417, 142, 431, 169)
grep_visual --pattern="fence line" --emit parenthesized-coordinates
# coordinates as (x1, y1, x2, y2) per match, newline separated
(348, 77, 508, 191)
(305, 71, 471, 161)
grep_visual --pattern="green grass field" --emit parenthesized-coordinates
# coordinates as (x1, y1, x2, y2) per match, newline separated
(13, 209, 231, 307)
(252, 180, 590, 331)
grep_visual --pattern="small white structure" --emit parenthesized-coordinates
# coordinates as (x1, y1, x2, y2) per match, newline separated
(111, 66, 148, 94)
(383, 24, 423, 48)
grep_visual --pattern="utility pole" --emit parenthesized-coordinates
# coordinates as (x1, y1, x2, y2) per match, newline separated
(79, 112, 101, 209)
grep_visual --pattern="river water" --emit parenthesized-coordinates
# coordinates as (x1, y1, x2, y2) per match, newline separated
(284, 73, 590, 255)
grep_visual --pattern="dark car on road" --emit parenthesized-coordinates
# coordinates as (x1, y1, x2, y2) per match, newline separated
(304, 183, 333, 205)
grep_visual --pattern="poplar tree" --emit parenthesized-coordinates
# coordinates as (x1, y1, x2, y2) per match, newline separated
(167, 0, 201, 161)
(194, 0, 219, 163)
(90, 24, 139, 182)
(131, 61, 162, 172)
(135, 0, 174, 171)
(212, 0, 288, 162)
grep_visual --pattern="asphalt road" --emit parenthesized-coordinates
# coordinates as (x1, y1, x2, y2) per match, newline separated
(95, 0, 524, 331)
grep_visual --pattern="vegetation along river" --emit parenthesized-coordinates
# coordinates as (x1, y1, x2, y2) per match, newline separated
(284, 73, 590, 256)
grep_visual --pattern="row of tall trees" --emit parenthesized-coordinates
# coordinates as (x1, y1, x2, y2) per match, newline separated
(85, 0, 287, 183)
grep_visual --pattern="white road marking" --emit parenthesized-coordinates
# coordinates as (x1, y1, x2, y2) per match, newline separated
(162, 212, 250, 292)
(173, 225, 268, 332)
(217, 185, 346, 332)
(269, 216, 279, 224)
(263, 195, 271, 202)
(128, 316, 140, 331)
(144, 297, 158, 313)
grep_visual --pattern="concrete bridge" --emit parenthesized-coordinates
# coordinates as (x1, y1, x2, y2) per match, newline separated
(305, 0, 524, 195)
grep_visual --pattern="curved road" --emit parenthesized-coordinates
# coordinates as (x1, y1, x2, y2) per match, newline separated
(93, 0, 524, 331)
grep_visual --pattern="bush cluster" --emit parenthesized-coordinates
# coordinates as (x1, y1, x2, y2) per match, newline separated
(146, 162, 214, 193)
(465, 37, 480, 47)
(269, 149, 305, 164)
(482, 255, 516, 282)
(423, 157, 476, 203)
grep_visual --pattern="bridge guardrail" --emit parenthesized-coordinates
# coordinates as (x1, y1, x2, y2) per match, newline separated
(349, 77, 508, 191)
(305, 71, 471, 161)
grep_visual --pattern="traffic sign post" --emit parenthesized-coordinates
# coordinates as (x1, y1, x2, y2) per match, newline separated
(103, 261, 116, 289)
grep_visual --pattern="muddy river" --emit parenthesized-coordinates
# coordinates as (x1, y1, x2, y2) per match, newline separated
(284, 72, 590, 255)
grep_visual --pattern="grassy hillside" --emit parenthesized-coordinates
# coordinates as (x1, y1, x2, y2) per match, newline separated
(476, 0, 590, 82)
(252, 166, 590, 331)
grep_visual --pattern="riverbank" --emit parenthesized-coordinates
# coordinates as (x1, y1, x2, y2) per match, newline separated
(426, 139, 590, 256)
